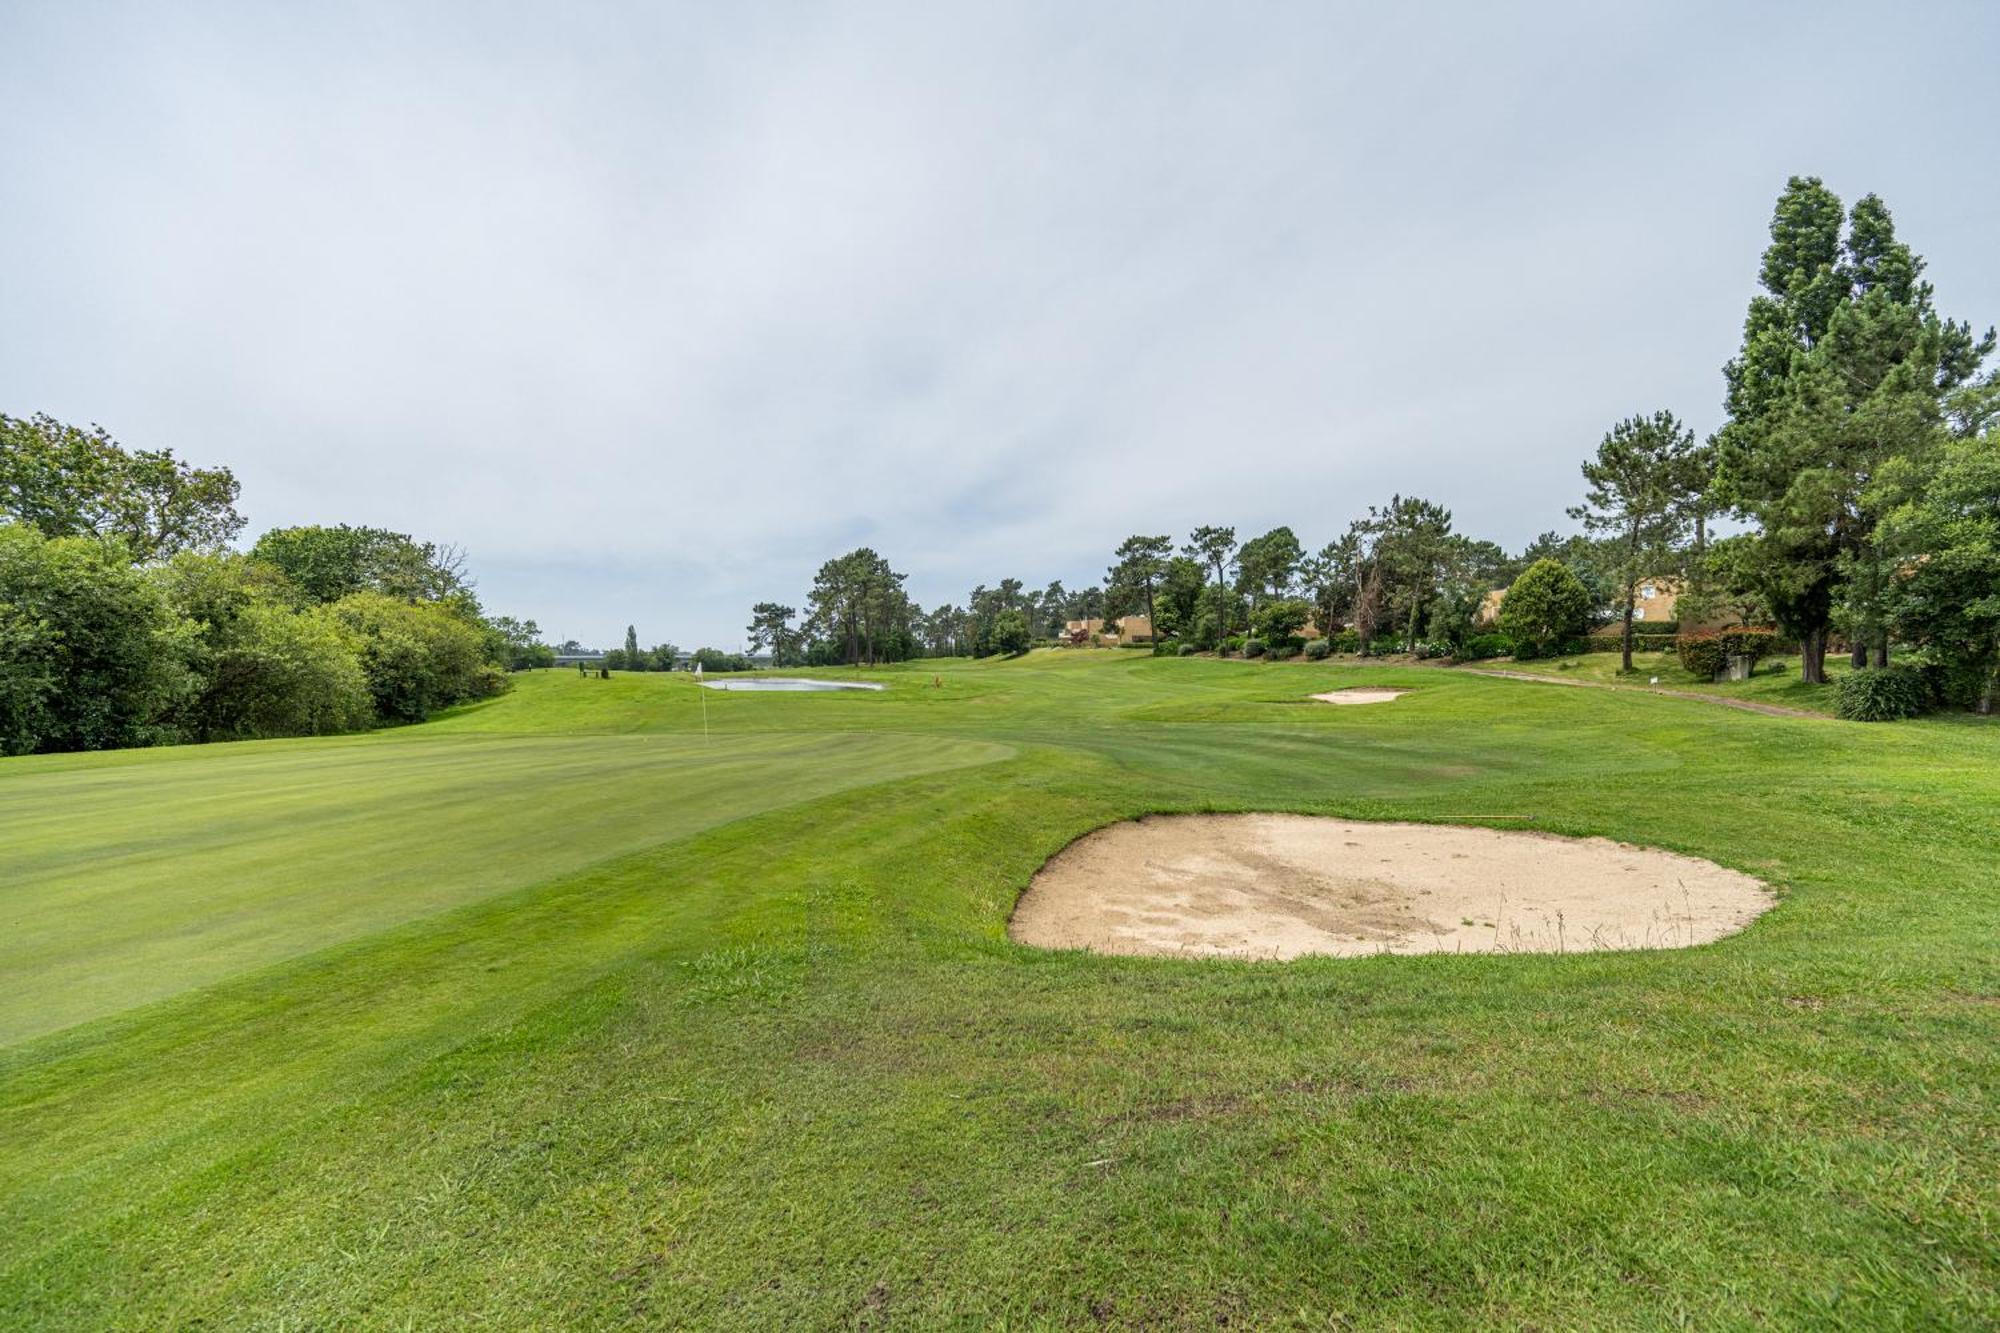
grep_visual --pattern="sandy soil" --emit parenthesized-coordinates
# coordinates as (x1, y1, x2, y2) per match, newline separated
(1310, 688, 1408, 705)
(1009, 814, 1772, 959)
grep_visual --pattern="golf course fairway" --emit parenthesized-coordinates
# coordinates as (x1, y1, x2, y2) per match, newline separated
(2, 651, 1995, 1327)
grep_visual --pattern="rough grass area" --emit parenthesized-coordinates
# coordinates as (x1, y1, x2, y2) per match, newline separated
(2, 652, 1996, 1328)
(1475, 648, 1861, 714)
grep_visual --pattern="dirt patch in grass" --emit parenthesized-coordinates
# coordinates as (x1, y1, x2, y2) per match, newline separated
(1009, 814, 1772, 959)
(1309, 688, 1408, 705)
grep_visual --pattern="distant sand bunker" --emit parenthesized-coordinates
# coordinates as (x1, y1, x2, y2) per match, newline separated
(1311, 688, 1407, 705)
(1010, 814, 1772, 959)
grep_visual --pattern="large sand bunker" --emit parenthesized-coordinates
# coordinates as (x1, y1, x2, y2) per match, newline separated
(1010, 814, 1772, 959)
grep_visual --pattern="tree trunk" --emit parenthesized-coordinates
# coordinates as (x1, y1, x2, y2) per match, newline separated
(1801, 625, 1828, 684)
(1623, 523, 1642, 674)
(1872, 632, 1888, 669)
(1851, 639, 1868, 669)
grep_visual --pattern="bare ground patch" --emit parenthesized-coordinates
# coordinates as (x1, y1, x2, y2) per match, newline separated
(1009, 814, 1772, 959)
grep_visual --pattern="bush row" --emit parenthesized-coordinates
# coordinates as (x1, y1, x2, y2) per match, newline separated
(0, 527, 507, 755)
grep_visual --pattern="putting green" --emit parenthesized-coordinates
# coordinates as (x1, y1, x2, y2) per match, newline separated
(0, 729, 1010, 1043)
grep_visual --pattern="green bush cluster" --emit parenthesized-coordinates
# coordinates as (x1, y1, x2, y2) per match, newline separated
(1498, 558, 1595, 659)
(1676, 628, 1780, 679)
(1303, 638, 1333, 660)
(1456, 633, 1514, 661)
(0, 524, 511, 756)
(1176, 642, 1199, 657)
(1242, 638, 1267, 658)
(1835, 665, 1932, 721)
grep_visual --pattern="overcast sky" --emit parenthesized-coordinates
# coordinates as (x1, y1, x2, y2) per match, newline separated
(5, 2, 1996, 649)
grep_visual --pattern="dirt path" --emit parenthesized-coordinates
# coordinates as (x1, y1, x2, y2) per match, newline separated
(1454, 667, 1823, 719)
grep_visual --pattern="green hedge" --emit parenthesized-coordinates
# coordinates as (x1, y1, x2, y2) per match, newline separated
(1835, 666, 1931, 721)
(1677, 628, 1780, 678)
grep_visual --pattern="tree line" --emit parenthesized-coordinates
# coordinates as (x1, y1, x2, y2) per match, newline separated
(751, 178, 1995, 713)
(753, 508, 1536, 669)
(0, 414, 541, 754)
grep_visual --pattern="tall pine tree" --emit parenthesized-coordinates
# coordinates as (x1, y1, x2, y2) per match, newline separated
(1714, 178, 1993, 681)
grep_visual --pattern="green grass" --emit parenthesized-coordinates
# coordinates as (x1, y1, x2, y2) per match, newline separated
(2, 652, 1995, 1328)
(1476, 648, 1858, 713)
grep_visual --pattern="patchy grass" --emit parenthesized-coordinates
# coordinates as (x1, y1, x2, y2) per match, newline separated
(2, 652, 1996, 1328)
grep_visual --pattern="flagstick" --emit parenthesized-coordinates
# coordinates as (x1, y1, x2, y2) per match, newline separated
(694, 662, 709, 745)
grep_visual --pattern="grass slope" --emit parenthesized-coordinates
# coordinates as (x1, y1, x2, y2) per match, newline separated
(1474, 648, 1856, 714)
(2, 653, 1995, 1328)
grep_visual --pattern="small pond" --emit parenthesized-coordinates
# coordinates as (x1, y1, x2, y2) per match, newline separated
(698, 677, 885, 692)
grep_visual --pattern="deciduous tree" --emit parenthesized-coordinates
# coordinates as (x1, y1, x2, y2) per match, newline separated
(0, 413, 243, 559)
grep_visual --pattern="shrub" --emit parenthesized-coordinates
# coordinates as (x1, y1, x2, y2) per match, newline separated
(1304, 639, 1332, 660)
(192, 602, 374, 740)
(1457, 633, 1513, 661)
(1717, 628, 1779, 664)
(1177, 642, 1199, 657)
(1677, 633, 1726, 679)
(1189, 612, 1220, 652)
(1836, 666, 1931, 721)
(325, 591, 500, 723)
(1329, 630, 1360, 655)
(1678, 627, 1780, 679)
(1499, 559, 1594, 658)
(0, 525, 193, 754)
(1413, 640, 1451, 660)
(1222, 634, 1245, 655)
(1242, 638, 1267, 658)
(1253, 599, 1311, 644)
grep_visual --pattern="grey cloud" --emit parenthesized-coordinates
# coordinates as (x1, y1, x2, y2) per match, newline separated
(4, 1, 1995, 648)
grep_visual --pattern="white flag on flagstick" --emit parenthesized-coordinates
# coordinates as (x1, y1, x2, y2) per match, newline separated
(693, 660, 703, 679)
